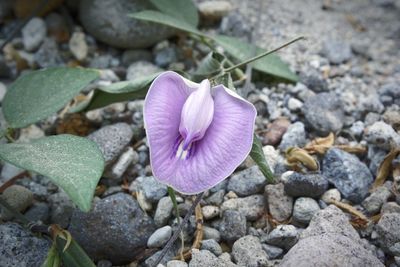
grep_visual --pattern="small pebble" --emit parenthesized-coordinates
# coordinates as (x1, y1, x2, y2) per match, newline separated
(154, 196, 174, 227)
(1, 185, 33, 220)
(292, 197, 321, 225)
(69, 32, 88, 61)
(147, 226, 172, 248)
(201, 239, 223, 256)
(321, 188, 341, 203)
(202, 205, 220, 220)
(22, 17, 46, 51)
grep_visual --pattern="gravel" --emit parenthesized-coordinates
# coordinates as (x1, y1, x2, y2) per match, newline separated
(265, 183, 293, 222)
(201, 239, 223, 256)
(264, 225, 299, 250)
(375, 213, 400, 255)
(292, 197, 321, 225)
(1, 185, 33, 221)
(21, 17, 47, 51)
(362, 186, 392, 215)
(321, 39, 353, 64)
(278, 122, 306, 151)
(284, 172, 329, 198)
(147, 225, 172, 248)
(220, 194, 265, 221)
(130, 176, 168, 203)
(227, 166, 267, 196)
(231, 235, 270, 266)
(154, 196, 174, 227)
(219, 209, 247, 243)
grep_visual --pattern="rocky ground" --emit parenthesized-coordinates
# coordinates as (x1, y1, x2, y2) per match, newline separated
(0, 0, 400, 266)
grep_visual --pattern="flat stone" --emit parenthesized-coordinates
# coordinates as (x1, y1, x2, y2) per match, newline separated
(79, 0, 175, 48)
(227, 166, 267, 197)
(323, 148, 373, 203)
(68, 193, 156, 265)
(284, 172, 329, 198)
(0, 223, 50, 267)
(265, 183, 293, 222)
(231, 235, 269, 267)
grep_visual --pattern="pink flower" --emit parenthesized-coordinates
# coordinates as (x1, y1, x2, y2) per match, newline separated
(144, 71, 256, 194)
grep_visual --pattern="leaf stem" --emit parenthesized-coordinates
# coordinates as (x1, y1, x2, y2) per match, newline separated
(153, 192, 204, 267)
(223, 36, 305, 73)
(167, 186, 185, 260)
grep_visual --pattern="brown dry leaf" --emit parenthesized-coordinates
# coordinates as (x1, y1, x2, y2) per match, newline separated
(304, 133, 335, 154)
(371, 148, 400, 191)
(56, 113, 93, 136)
(286, 147, 319, 171)
(328, 199, 369, 227)
(336, 145, 367, 154)
(95, 185, 106, 196)
(50, 224, 73, 252)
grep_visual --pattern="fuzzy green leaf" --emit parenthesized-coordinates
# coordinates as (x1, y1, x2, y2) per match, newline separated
(250, 134, 275, 183)
(149, 0, 199, 26)
(56, 236, 96, 267)
(0, 135, 104, 211)
(3, 67, 99, 128)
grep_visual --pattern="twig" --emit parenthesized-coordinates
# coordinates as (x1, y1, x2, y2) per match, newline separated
(0, 0, 49, 51)
(223, 36, 305, 73)
(152, 192, 204, 267)
(0, 171, 30, 193)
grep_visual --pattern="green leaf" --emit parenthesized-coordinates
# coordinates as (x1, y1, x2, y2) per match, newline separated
(41, 242, 61, 267)
(193, 52, 225, 81)
(149, 0, 199, 27)
(213, 35, 298, 82)
(84, 72, 160, 111)
(250, 134, 275, 183)
(3, 67, 99, 128)
(129, 10, 204, 37)
(0, 135, 104, 211)
(211, 72, 235, 91)
(56, 236, 96, 267)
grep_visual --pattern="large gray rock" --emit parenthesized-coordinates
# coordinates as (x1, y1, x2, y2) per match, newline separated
(68, 193, 156, 265)
(302, 93, 345, 135)
(88, 123, 133, 165)
(0, 223, 50, 267)
(323, 148, 373, 203)
(279, 205, 383, 267)
(79, 0, 175, 48)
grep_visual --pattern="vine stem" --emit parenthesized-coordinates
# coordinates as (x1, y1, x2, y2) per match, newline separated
(152, 192, 204, 267)
(223, 36, 305, 73)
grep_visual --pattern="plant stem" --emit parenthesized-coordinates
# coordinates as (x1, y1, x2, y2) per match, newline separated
(223, 36, 305, 73)
(167, 187, 185, 260)
(152, 192, 204, 267)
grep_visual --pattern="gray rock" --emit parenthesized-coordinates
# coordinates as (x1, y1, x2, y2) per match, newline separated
(278, 122, 306, 151)
(167, 260, 189, 267)
(154, 42, 179, 68)
(382, 202, 400, 214)
(96, 259, 112, 267)
(350, 121, 365, 138)
(220, 11, 252, 39)
(89, 54, 113, 69)
(292, 197, 320, 225)
(88, 123, 133, 165)
(299, 69, 328, 93)
(323, 148, 373, 203)
(265, 183, 293, 222)
(1, 162, 24, 181)
(220, 194, 265, 221)
(22, 17, 47, 51)
(205, 189, 225, 206)
(0, 223, 50, 267)
(1, 185, 33, 220)
(321, 40, 353, 64)
(110, 147, 137, 179)
(202, 205, 220, 220)
(48, 191, 74, 228)
(34, 38, 63, 68)
(364, 121, 400, 150)
(321, 188, 341, 203)
(375, 213, 400, 255)
(219, 210, 247, 242)
(227, 166, 267, 196)
(121, 49, 153, 67)
(368, 145, 387, 175)
(198, 1, 233, 22)
(360, 94, 385, 114)
(389, 243, 400, 257)
(79, 0, 175, 48)
(302, 92, 345, 135)
(264, 225, 299, 250)
(154, 196, 174, 227)
(232, 235, 269, 267)
(147, 225, 172, 248)
(126, 61, 162, 81)
(287, 97, 303, 111)
(201, 239, 223, 256)
(189, 249, 237, 267)
(130, 176, 168, 203)
(144, 244, 178, 267)
(203, 226, 221, 242)
(284, 172, 329, 198)
(24, 202, 49, 223)
(261, 244, 284, 259)
(68, 193, 156, 265)
(279, 205, 383, 267)
(362, 186, 392, 215)
(18, 179, 48, 201)
(378, 83, 400, 106)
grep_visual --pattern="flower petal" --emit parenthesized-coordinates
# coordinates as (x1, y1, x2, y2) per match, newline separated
(144, 71, 197, 182)
(166, 85, 257, 194)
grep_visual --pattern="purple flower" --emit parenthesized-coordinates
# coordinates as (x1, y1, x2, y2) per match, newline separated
(144, 71, 256, 194)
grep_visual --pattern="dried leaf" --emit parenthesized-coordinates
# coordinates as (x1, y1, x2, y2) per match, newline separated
(328, 199, 369, 227)
(304, 133, 334, 154)
(285, 147, 319, 171)
(371, 148, 400, 190)
(50, 225, 73, 252)
(336, 145, 367, 154)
